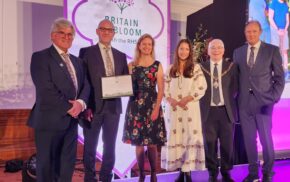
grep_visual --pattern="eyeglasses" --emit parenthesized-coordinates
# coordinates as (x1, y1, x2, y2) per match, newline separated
(98, 27, 115, 33)
(55, 31, 74, 39)
(209, 46, 224, 50)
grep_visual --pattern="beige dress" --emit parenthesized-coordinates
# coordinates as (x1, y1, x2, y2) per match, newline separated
(161, 63, 207, 172)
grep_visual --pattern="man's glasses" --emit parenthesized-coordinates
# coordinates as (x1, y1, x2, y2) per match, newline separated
(209, 46, 224, 50)
(98, 27, 115, 33)
(56, 31, 74, 39)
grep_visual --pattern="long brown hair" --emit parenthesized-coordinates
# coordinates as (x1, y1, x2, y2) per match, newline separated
(133, 33, 155, 65)
(169, 39, 194, 78)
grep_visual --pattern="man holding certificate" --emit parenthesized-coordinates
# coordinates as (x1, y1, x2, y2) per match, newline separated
(79, 19, 129, 182)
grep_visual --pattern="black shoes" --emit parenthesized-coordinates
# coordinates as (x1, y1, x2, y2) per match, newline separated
(185, 172, 192, 182)
(208, 175, 218, 182)
(138, 172, 146, 182)
(262, 173, 273, 182)
(221, 172, 235, 182)
(242, 174, 260, 182)
(175, 171, 184, 182)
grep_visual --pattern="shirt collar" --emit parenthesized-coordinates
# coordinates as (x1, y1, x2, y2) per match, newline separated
(98, 42, 111, 50)
(210, 59, 223, 66)
(53, 43, 69, 56)
(248, 41, 261, 49)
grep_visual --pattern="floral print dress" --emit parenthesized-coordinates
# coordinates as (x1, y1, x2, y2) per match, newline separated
(161, 63, 207, 172)
(122, 61, 167, 146)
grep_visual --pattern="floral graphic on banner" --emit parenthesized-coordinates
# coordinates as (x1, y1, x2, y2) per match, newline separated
(110, 0, 134, 14)
(65, 0, 169, 178)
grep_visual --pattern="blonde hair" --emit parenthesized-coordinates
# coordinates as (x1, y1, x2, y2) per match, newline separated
(133, 34, 155, 65)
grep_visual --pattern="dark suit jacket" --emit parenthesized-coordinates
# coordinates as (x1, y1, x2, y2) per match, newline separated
(233, 42, 285, 109)
(200, 60, 238, 123)
(27, 45, 90, 131)
(79, 43, 129, 114)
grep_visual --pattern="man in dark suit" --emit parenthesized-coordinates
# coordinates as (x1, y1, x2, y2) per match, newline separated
(200, 39, 238, 182)
(28, 18, 90, 182)
(79, 19, 129, 182)
(233, 20, 285, 182)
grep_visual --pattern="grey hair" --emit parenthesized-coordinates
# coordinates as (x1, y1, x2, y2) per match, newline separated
(208, 39, 224, 48)
(50, 17, 75, 36)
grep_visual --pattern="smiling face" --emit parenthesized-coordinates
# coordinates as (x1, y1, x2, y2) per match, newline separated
(51, 26, 74, 52)
(138, 37, 153, 56)
(178, 42, 190, 61)
(208, 39, 225, 62)
(245, 22, 262, 46)
(96, 20, 115, 46)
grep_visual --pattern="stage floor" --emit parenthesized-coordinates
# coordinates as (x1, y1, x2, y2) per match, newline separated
(114, 159, 290, 182)
(0, 159, 289, 182)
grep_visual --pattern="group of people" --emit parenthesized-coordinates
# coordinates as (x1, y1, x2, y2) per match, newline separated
(28, 17, 285, 182)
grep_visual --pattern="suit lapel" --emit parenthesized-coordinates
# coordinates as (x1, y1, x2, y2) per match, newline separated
(241, 45, 248, 68)
(112, 48, 119, 75)
(203, 61, 212, 91)
(70, 56, 81, 93)
(95, 44, 106, 76)
(221, 61, 230, 92)
(49, 46, 77, 92)
(253, 42, 265, 69)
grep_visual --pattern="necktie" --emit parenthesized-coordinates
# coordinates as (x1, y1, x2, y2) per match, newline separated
(104, 47, 114, 76)
(213, 63, 220, 105)
(248, 46, 255, 68)
(61, 53, 78, 92)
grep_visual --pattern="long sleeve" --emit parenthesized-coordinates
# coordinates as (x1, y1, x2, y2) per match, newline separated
(190, 64, 207, 102)
(164, 65, 172, 98)
(271, 46, 285, 103)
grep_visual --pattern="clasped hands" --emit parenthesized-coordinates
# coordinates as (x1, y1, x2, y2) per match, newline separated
(167, 97, 190, 111)
(67, 100, 83, 119)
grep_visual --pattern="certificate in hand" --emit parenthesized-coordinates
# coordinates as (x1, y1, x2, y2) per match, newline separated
(101, 75, 133, 99)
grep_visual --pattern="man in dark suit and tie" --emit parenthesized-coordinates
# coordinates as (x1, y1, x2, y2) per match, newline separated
(200, 39, 238, 182)
(28, 18, 90, 182)
(79, 19, 129, 182)
(233, 20, 285, 182)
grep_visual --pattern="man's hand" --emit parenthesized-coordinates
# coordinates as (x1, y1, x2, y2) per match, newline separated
(67, 100, 83, 118)
(82, 108, 93, 122)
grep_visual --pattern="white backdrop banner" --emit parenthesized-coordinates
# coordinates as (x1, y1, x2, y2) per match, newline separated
(65, 0, 169, 178)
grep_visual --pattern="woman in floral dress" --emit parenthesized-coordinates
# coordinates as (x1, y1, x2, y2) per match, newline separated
(161, 39, 207, 182)
(122, 34, 166, 182)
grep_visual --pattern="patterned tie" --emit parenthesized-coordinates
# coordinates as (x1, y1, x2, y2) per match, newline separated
(213, 63, 220, 105)
(248, 46, 255, 68)
(61, 53, 78, 92)
(104, 47, 115, 76)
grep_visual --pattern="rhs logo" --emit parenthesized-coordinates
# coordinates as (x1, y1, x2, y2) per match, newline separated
(110, 0, 134, 14)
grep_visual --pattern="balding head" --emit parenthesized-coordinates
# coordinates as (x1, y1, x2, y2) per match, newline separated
(96, 19, 115, 46)
(208, 39, 225, 62)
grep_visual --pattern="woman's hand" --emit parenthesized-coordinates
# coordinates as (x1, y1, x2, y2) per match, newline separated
(178, 96, 192, 110)
(151, 107, 160, 121)
(167, 97, 178, 111)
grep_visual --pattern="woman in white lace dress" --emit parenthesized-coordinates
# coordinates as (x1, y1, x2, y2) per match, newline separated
(161, 39, 207, 182)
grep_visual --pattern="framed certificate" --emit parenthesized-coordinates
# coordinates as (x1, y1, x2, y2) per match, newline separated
(101, 75, 133, 99)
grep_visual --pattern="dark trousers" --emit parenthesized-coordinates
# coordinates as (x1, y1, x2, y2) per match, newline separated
(35, 120, 78, 182)
(240, 94, 274, 176)
(83, 113, 120, 182)
(204, 106, 234, 176)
